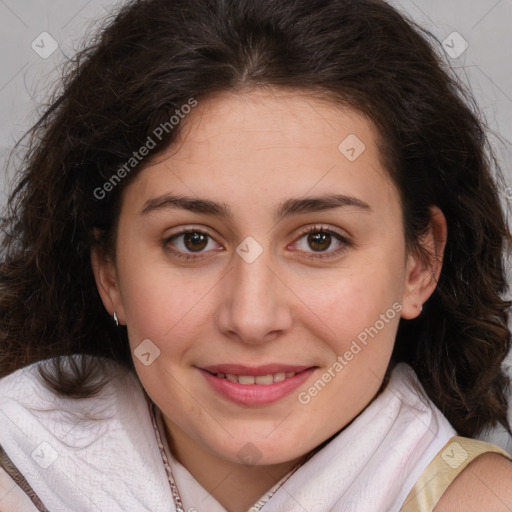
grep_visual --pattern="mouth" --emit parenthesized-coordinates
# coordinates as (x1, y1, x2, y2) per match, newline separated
(197, 364, 317, 405)
(212, 371, 299, 385)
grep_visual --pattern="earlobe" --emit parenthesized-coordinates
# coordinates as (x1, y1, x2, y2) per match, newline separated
(90, 245, 126, 325)
(401, 206, 447, 320)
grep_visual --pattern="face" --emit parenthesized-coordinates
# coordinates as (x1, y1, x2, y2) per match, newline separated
(92, 88, 443, 467)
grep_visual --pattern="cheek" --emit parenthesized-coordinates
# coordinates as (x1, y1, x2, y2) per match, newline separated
(116, 222, 405, 360)
(308, 258, 403, 344)
(302, 268, 402, 409)
(117, 250, 217, 352)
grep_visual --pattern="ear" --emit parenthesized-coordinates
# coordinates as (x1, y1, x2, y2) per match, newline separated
(401, 206, 447, 320)
(90, 240, 127, 325)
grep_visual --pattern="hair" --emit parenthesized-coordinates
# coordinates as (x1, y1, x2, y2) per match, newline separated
(1, 0, 511, 438)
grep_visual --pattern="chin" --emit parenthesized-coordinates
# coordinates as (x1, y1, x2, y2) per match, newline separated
(212, 435, 312, 468)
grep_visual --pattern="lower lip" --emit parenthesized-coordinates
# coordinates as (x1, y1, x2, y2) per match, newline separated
(199, 368, 316, 405)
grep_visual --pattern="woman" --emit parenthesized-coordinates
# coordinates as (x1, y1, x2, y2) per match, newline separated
(1, 0, 511, 510)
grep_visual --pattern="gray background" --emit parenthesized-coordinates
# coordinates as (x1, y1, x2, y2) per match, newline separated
(0, 0, 511, 452)
(1, 0, 511, 201)
(2, 0, 511, 349)
(1, 1, 512, 325)
(0, 2, 511, 377)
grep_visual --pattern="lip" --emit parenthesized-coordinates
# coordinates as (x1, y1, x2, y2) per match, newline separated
(198, 366, 317, 405)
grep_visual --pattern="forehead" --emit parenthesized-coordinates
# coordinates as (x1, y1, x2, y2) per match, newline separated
(171, 88, 381, 163)
(121, 88, 398, 221)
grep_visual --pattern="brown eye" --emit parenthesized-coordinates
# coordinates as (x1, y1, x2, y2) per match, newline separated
(163, 229, 221, 261)
(182, 232, 209, 252)
(293, 225, 351, 260)
(307, 231, 332, 252)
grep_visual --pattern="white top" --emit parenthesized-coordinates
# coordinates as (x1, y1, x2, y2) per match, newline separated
(0, 356, 508, 512)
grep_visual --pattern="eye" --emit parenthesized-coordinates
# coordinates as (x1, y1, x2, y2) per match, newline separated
(163, 225, 351, 262)
(292, 225, 351, 259)
(163, 229, 221, 261)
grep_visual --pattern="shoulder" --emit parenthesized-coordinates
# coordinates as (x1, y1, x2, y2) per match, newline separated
(434, 451, 512, 512)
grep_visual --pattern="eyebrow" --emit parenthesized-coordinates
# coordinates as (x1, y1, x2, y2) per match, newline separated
(141, 193, 372, 221)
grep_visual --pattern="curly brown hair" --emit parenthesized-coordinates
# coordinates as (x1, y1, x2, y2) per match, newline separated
(1, 0, 511, 439)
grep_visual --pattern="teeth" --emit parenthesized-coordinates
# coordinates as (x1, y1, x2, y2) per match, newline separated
(255, 374, 273, 385)
(216, 371, 297, 385)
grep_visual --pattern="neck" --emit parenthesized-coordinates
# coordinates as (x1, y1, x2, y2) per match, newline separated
(163, 421, 307, 512)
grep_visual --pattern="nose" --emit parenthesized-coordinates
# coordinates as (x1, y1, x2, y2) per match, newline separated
(215, 245, 294, 345)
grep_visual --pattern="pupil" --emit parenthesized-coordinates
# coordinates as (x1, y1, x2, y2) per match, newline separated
(309, 232, 330, 251)
(182, 232, 331, 253)
(185, 232, 207, 251)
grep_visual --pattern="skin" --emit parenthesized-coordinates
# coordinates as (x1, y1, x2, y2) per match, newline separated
(434, 452, 512, 511)
(92, 87, 453, 511)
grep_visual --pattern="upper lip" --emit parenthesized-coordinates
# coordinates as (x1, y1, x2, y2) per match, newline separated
(200, 364, 314, 376)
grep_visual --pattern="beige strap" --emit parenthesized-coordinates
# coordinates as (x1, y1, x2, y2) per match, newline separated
(400, 435, 512, 512)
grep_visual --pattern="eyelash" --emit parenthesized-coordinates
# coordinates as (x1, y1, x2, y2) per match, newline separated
(162, 225, 351, 261)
